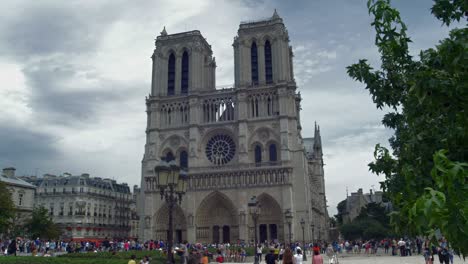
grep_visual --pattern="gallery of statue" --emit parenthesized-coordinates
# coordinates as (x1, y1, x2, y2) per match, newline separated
(139, 11, 329, 244)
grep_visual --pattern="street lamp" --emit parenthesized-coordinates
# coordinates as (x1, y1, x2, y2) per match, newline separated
(248, 196, 261, 264)
(300, 218, 307, 261)
(154, 159, 188, 264)
(285, 209, 293, 245)
(311, 224, 315, 244)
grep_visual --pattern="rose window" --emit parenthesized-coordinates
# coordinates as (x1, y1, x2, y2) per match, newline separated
(205, 134, 236, 165)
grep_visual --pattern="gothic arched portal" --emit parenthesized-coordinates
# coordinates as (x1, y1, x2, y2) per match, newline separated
(154, 203, 187, 243)
(195, 192, 239, 243)
(257, 193, 283, 243)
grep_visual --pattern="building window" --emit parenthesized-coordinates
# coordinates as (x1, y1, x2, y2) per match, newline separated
(18, 193, 23, 206)
(165, 152, 175, 162)
(269, 143, 277, 162)
(80, 187, 83, 193)
(180, 151, 188, 169)
(265, 40, 273, 83)
(255, 145, 262, 164)
(251, 42, 258, 85)
(181, 51, 189, 94)
(50, 203, 54, 216)
(167, 53, 176, 96)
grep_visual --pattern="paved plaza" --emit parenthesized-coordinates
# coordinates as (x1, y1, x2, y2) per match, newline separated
(227, 254, 468, 264)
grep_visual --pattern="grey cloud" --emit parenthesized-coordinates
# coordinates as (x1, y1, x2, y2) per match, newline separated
(22, 56, 147, 126)
(0, 125, 59, 169)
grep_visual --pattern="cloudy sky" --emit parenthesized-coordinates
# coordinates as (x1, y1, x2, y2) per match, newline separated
(0, 0, 458, 215)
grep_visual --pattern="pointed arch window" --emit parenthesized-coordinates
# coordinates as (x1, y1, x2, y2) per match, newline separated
(180, 151, 188, 169)
(269, 143, 277, 162)
(165, 152, 175, 162)
(167, 53, 176, 96)
(181, 51, 189, 94)
(254, 145, 262, 164)
(251, 42, 259, 85)
(265, 40, 273, 83)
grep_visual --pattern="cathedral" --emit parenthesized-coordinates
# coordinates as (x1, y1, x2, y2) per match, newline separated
(139, 10, 329, 243)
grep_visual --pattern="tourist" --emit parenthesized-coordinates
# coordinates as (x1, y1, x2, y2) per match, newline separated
(139, 256, 150, 264)
(293, 248, 303, 264)
(312, 249, 323, 264)
(201, 252, 209, 264)
(256, 244, 263, 263)
(128, 254, 137, 264)
(274, 245, 280, 261)
(325, 244, 334, 259)
(279, 246, 285, 263)
(265, 248, 277, 264)
(282, 248, 294, 264)
(437, 238, 450, 264)
(397, 238, 406, 256)
(423, 244, 434, 264)
(7, 239, 16, 256)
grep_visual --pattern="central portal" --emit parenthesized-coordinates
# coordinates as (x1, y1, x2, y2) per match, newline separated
(196, 192, 239, 243)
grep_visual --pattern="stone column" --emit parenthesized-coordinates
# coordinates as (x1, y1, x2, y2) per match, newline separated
(219, 227, 223, 243)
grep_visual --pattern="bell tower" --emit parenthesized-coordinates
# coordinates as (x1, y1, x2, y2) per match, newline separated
(151, 28, 216, 96)
(233, 10, 294, 88)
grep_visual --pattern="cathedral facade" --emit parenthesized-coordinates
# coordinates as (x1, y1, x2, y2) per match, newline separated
(139, 11, 329, 243)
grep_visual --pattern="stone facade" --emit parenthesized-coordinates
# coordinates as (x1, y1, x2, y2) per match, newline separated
(140, 11, 329, 243)
(21, 173, 134, 240)
(0, 168, 36, 225)
(130, 185, 141, 239)
(342, 188, 388, 223)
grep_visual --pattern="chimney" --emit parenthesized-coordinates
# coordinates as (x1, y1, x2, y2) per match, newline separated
(2, 167, 16, 178)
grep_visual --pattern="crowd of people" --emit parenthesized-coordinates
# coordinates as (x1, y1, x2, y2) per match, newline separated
(1, 236, 458, 264)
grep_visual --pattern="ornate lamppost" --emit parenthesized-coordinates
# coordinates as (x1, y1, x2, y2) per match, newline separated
(300, 218, 307, 261)
(285, 209, 293, 245)
(248, 196, 261, 264)
(154, 159, 188, 264)
(311, 224, 315, 244)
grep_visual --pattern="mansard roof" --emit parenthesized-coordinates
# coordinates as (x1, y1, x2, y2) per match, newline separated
(30, 173, 131, 193)
(0, 173, 36, 189)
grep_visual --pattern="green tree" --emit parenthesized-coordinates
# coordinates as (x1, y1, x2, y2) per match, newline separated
(25, 206, 61, 240)
(334, 200, 347, 225)
(340, 203, 392, 240)
(347, 0, 467, 256)
(356, 202, 390, 228)
(0, 181, 15, 237)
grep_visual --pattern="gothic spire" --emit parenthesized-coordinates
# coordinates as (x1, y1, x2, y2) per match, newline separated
(160, 26, 167, 36)
(272, 9, 280, 19)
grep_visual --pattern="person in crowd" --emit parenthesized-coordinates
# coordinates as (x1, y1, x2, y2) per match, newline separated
(256, 244, 263, 263)
(279, 245, 285, 263)
(265, 248, 278, 264)
(437, 238, 450, 264)
(282, 248, 294, 264)
(423, 242, 434, 264)
(7, 239, 16, 256)
(140, 256, 150, 264)
(397, 238, 406, 256)
(293, 248, 303, 264)
(312, 249, 324, 264)
(128, 254, 137, 264)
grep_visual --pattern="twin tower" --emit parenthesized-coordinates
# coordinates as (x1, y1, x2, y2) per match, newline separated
(150, 10, 293, 96)
(140, 10, 329, 244)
